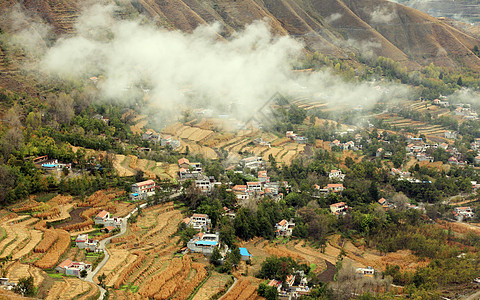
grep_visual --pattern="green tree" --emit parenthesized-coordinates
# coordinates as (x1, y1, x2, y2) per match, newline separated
(13, 276, 35, 296)
(210, 247, 222, 266)
(80, 269, 87, 278)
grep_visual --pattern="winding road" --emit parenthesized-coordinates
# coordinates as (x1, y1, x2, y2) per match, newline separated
(84, 202, 148, 299)
(83, 191, 181, 299)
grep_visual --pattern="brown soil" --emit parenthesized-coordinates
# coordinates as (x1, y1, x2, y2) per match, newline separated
(53, 207, 91, 229)
(192, 272, 231, 300)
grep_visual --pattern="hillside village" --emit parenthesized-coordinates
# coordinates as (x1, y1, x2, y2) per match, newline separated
(2, 0, 480, 299)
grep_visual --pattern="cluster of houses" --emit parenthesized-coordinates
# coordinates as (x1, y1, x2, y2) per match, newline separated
(55, 259, 92, 277)
(94, 210, 122, 232)
(231, 170, 285, 203)
(454, 106, 478, 120)
(142, 131, 181, 149)
(182, 213, 253, 261)
(403, 137, 469, 166)
(453, 207, 475, 221)
(267, 270, 311, 299)
(31, 156, 72, 172)
(178, 158, 220, 193)
(330, 140, 359, 151)
(129, 179, 156, 201)
(275, 219, 295, 237)
(286, 131, 308, 144)
(432, 98, 478, 120)
(75, 234, 99, 252)
(183, 213, 212, 231)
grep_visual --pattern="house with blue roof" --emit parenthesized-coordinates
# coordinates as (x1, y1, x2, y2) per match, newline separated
(239, 247, 252, 261)
(186, 232, 220, 255)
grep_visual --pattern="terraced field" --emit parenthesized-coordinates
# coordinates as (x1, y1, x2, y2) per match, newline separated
(161, 121, 307, 165)
(97, 202, 210, 299)
(378, 114, 449, 139)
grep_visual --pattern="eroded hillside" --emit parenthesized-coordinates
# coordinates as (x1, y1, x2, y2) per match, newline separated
(1, 0, 480, 71)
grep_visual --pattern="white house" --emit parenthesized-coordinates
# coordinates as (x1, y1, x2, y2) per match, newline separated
(187, 232, 220, 255)
(454, 207, 474, 220)
(330, 202, 348, 215)
(239, 157, 265, 170)
(195, 179, 212, 193)
(329, 170, 345, 181)
(94, 210, 122, 227)
(55, 259, 91, 277)
(130, 179, 156, 200)
(94, 210, 110, 225)
(275, 219, 295, 237)
(75, 234, 98, 251)
(184, 213, 211, 231)
(356, 266, 375, 277)
(247, 182, 262, 192)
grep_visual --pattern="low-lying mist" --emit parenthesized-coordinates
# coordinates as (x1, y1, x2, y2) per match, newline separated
(10, 3, 411, 122)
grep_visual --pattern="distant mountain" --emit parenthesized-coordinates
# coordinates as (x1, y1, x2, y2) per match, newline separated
(393, 0, 480, 23)
(2, 0, 480, 71)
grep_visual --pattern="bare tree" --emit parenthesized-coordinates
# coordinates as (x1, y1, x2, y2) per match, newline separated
(48, 93, 74, 125)
(391, 192, 408, 211)
(0, 127, 24, 158)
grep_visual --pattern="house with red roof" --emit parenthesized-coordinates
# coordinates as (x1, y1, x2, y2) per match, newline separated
(55, 259, 91, 277)
(258, 171, 270, 184)
(178, 158, 190, 169)
(454, 207, 474, 221)
(247, 182, 262, 191)
(324, 184, 344, 193)
(130, 179, 156, 200)
(330, 202, 348, 215)
(329, 169, 345, 181)
(185, 213, 211, 231)
(94, 210, 110, 225)
(95, 210, 122, 227)
(275, 219, 295, 237)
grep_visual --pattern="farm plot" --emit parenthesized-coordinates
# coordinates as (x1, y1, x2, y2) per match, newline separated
(0, 217, 39, 259)
(378, 115, 448, 137)
(7, 262, 45, 286)
(137, 255, 206, 299)
(221, 276, 261, 300)
(34, 229, 70, 269)
(106, 203, 203, 297)
(130, 119, 148, 135)
(46, 277, 98, 300)
(53, 207, 91, 229)
(192, 272, 231, 300)
(113, 154, 136, 177)
(178, 140, 218, 159)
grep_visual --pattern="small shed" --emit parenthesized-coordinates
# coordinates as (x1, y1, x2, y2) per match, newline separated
(239, 247, 252, 261)
(104, 226, 116, 233)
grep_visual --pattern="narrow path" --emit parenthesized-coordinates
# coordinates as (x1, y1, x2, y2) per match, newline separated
(466, 290, 480, 300)
(83, 193, 181, 299)
(219, 277, 238, 300)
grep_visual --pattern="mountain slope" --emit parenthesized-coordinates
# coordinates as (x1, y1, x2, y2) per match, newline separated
(1, 0, 480, 71)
